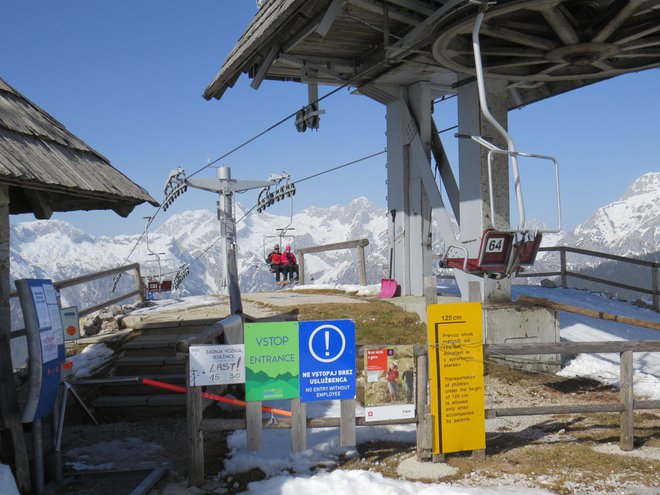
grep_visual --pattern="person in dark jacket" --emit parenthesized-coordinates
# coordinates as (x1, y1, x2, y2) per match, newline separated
(402, 365, 415, 403)
(265, 244, 283, 286)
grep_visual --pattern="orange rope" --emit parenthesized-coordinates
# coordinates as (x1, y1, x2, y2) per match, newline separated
(141, 378, 292, 417)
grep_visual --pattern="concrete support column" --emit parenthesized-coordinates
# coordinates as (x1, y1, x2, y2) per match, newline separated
(456, 79, 511, 303)
(386, 82, 437, 297)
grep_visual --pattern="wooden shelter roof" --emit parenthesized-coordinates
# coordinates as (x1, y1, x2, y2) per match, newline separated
(0, 78, 158, 219)
(204, 0, 660, 107)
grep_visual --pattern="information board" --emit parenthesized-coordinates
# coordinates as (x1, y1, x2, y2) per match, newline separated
(189, 344, 245, 386)
(363, 345, 415, 422)
(299, 320, 356, 402)
(16, 279, 64, 422)
(244, 321, 299, 401)
(427, 302, 485, 454)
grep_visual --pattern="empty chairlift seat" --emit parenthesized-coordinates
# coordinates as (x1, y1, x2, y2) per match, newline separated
(441, 229, 543, 278)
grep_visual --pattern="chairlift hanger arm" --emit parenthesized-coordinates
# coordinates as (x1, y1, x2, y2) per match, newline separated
(186, 177, 283, 194)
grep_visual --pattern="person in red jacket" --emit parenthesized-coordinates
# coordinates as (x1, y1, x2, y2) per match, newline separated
(280, 245, 299, 284)
(265, 244, 283, 286)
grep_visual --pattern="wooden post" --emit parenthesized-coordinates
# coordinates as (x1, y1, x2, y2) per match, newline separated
(187, 359, 204, 486)
(246, 401, 263, 451)
(134, 265, 146, 303)
(560, 248, 567, 288)
(652, 265, 659, 312)
(291, 399, 307, 452)
(619, 350, 634, 451)
(299, 255, 305, 285)
(0, 185, 31, 493)
(357, 246, 367, 286)
(415, 354, 432, 461)
(339, 399, 356, 447)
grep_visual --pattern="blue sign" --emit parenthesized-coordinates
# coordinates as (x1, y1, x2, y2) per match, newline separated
(15, 279, 64, 422)
(299, 320, 356, 402)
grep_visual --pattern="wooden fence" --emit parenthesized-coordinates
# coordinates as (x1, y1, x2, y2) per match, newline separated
(185, 336, 660, 486)
(9, 263, 145, 339)
(518, 246, 660, 311)
(297, 239, 369, 286)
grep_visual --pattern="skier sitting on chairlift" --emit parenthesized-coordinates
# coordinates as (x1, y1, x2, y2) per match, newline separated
(265, 244, 284, 286)
(280, 245, 299, 284)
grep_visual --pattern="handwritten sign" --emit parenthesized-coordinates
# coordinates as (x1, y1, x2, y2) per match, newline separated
(189, 344, 245, 386)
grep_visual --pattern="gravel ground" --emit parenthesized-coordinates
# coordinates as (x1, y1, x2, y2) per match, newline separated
(55, 369, 660, 495)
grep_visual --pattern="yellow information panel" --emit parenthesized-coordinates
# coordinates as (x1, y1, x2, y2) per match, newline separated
(427, 302, 485, 454)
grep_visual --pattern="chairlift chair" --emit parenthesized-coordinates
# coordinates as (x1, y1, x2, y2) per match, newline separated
(440, 7, 561, 279)
(142, 257, 176, 293)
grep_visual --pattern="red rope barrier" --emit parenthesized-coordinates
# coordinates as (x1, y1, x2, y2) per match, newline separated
(141, 378, 292, 417)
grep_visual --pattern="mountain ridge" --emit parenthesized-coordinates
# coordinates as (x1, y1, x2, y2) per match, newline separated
(8, 174, 659, 310)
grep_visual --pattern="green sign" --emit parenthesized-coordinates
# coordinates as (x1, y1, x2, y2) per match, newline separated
(244, 322, 299, 401)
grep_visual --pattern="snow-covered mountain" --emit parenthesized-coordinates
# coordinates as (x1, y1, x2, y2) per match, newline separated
(9, 197, 390, 310)
(9, 173, 659, 314)
(559, 172, 659, 256)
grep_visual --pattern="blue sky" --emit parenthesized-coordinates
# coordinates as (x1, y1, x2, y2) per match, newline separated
(4, 1, 659, 237)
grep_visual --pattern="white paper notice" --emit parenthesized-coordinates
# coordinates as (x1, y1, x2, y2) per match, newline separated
(189, 344, 245, 386)
(30, 285, 51, 329)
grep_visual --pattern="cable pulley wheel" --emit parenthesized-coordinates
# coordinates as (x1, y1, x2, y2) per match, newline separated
(431, 0, 660, 84)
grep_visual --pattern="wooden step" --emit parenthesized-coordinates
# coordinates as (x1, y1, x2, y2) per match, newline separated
(100, 374, 187, 396)
(93, 394, 186, 408)
(112, 355, 187, 376)
(91, 394, 187, 417)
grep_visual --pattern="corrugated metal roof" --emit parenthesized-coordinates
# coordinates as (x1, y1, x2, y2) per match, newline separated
(0, 78, 158, 218)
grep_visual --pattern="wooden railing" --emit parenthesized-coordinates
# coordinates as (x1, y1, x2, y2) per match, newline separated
(438, 246, 659, 311)
(297, 238, 369, 286)
(185, 339, 660, 484)
(519, 246, 660, 311)
(9, 263, 145, 339)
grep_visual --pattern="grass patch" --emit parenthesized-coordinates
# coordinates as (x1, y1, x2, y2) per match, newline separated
(445, 442, 660, 493)
(278, 299, 427, 345)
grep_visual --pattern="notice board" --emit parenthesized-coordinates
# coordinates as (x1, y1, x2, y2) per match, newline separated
(427, 302, 485, 454)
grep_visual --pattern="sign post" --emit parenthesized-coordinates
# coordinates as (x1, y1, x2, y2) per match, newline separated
(15, 278, 66, 495)
(244, 322, 299, 401)
(298, 320, 356, 402)
(427, 302, 485, 455)
(363, 345, 416, 422)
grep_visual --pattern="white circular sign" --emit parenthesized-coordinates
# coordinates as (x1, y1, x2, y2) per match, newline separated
(308, 324, 346, 363)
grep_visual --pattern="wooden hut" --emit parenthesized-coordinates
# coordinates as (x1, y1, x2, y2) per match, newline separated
(0, 77, 158, 492)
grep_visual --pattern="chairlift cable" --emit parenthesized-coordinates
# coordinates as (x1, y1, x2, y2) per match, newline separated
(186, 84, 349, 180)
(174, 149, 385, 279)
(292, 149, 386, 185)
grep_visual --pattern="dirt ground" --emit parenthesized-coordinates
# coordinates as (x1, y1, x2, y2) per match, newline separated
(53, 363, 660, 495)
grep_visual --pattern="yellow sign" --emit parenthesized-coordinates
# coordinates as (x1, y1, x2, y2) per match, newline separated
(427, 302, 485, 454)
